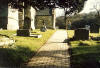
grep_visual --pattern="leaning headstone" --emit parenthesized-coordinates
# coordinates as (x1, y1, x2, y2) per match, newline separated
(74, 28, 89, 40)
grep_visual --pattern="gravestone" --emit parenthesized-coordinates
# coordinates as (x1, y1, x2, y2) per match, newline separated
(85, 25, 90, 30)
(90, 23, 99, 33)
(74, 28, 89, 40)
(17, 29, 30, 36)
(40, 20, 47, 32)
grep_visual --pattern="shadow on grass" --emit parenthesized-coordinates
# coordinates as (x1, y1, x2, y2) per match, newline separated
(91, 36, 100, 41)
(78, 42, 90, 46)
(70, 46, 100, 68)
(0, 45, 70, 68)
(0, 46, 36, 67)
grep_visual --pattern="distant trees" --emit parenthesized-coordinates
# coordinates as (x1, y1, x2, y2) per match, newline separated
(56, 16, 66, 29)
(67, 13, 100, 29)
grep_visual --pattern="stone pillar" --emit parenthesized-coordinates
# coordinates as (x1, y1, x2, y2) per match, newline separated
(52, 8, 56, 29)
(31, 7, 36, 30)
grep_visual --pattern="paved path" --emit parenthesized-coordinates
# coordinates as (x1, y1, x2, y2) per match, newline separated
(23, 30, 70, 68)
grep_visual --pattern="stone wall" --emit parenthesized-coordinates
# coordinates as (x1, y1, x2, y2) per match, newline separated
(7, 6, 19, 30)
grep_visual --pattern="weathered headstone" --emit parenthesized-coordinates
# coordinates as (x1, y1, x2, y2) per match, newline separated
(90, 23, 99, 33)
(40, 26, 47, 32)
(85, 25, 90, 30)
(40, 21, 47, 32)
(17, 29, 30, 36)
(74, 28, 89, 40)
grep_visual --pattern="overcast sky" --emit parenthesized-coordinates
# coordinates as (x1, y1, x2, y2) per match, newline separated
(80, 0, 100, 13)
(55, 8, 64, 17)
(55, 0, 100, 17)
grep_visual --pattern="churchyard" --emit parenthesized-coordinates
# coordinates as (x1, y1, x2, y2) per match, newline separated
(0, 0, 100, 68)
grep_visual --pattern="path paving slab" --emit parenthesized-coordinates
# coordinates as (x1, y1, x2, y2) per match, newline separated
(22, 30, 70, 68)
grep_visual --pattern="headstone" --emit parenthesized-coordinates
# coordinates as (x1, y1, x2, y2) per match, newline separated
(17, 29, 31, 36)
(74, 28, 89, 40)
(40, 20, 47, 32)
(90, 24, 99, 33)
(85, 25, 90, 30)
(40, 26, 47, 32)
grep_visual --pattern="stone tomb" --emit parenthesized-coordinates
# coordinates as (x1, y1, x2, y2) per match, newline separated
(74, 28, 89, 40)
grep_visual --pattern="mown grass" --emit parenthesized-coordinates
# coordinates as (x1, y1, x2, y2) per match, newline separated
(67, 30, 100, 68)
(0, 29, 56, 66)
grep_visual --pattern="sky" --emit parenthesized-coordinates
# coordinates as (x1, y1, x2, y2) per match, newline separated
(80, 0, 100, 13)
(55, 0, 100, 17)
(55, 8, 64, 17)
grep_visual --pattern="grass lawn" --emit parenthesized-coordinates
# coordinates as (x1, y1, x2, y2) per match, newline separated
(67, 30, 100, 68)
(0, 29, 56, 66)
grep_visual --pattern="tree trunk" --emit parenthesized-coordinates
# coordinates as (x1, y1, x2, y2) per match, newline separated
(24, 2, 31, 29)
(18, 2, 24, 29)
(65, 13, 67, 29)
